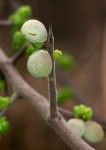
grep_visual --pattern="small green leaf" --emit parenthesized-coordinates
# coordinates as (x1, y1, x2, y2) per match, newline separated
(57, 87, 74, 104)
(0, 97, 10, 110)
(53, 49, 62, 60)
(18, 5, 32, 18)
(57, 53, 75, 71)
(25, 45, 34, 57)
(32, 43, 44, 51)
(9, 13, 26, 26)
(0, 79, 5, 91)
(9, 5, 32, 33)
(74, 104, 93, 121)
(83, 108, 93, 121)
(12, 31, 26, 51)
(9, 5, 32, 26)
(0, 117, 10, 134)
(25, 43, 44, 58)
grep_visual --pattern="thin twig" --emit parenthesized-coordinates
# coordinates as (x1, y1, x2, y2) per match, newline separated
(0, 93, 18, 117)
(59, 107, 74, 118)
(9, 44, 28, 64)
(0, 20, 11, 27)
(7, 0, 22, 11)
(47, 26, 58, 119)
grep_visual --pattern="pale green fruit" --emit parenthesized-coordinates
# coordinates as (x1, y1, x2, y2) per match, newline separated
(83, 120, 104, 143)
(27, 50, 52, 78)
(21, 20, 47, 43)
(67, 118, 85, 137)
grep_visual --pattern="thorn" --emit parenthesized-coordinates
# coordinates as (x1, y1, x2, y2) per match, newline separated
(48, 25, 54, 42)
(49, 25, 53, 35)
(47, 25, 54, 54)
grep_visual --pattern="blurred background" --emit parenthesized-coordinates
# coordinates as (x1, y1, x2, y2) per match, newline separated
(0, 0, 106, 149)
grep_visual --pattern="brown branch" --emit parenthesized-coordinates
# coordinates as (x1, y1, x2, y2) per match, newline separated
(0, 47, 95, 150)
(48, 116, 94, 150)
(0, 93, 18, 117)
(9, 44, 28, 64)
(0, 20, 11, 27)
(47, 26, 58, 118)
(7, 0, 22, 11)
(59, 107, 74, 118)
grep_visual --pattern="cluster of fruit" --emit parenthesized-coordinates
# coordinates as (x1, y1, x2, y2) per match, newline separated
(67, 104, 104, 143)
(21, 19, 62, 78)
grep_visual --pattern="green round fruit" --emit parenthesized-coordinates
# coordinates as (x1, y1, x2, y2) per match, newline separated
(67, 118, 85, 137)
(21, 20, 47, 44)
(27, 50, 52, 78)
(83, 121, 104, 143)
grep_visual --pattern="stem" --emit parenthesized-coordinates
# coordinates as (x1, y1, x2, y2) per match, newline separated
(0, 93, 18, 117)
(47, 26, 58, 119)
(9, 44, 28, 64)
(7, 0, 22, 11)
(0, 20, 11, 27)
(59, 107, 74, 118)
